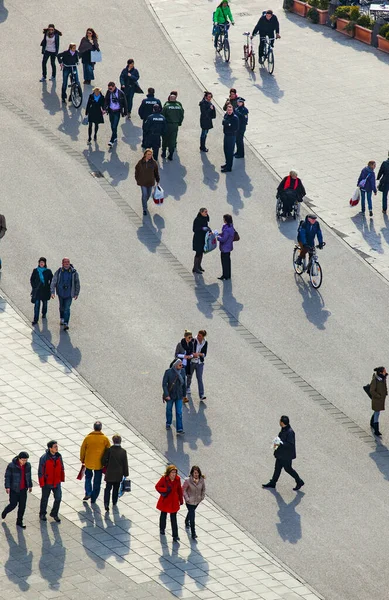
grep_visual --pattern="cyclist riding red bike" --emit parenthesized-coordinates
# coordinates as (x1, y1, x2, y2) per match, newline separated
(251, 10, 280, 60)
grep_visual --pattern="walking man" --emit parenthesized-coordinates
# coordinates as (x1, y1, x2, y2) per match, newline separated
(0, 212, 7, 270)
(38, 441, 65, 522)
(262, 416, 304, 491)
(143, 104, 167, 160)
(51, 257, 80, 330)
(377, 152, 389, 214)
(80, 421, 110, 503)
(199, 91, 216, 153)
(162, 359, 187, 435)
(138, 87, 162, 146)
(2, 451, 32, 529)
(234, 97, 249, 159)
(162, 92, 184, 161)
(221, 104, 239, 173)
(103, 81, 128, 147)
(40, 24, 62, 82)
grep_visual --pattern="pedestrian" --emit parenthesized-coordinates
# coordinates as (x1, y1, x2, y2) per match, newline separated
(357, 160, 377, 217)
(155, 464, 183, 542)
(143, 104, 167, 160)
(85, 87, 105, 143)
(217, 214, 235, 280)
(182, 466, 206, 539)
(262, 416, 304, 491)
(221, 104, 239, 173)
(57, 43, 80, 103)
(50, 257, 80, 331)
(103, 81, 127, 147)
(377, 153, 389, 214)
(234, 97, 248, 159)
(162, 359, 186, 434)
(134, 148, 160, 216)
(223, 88, 238, 111)
(199, 91, 216, 153)
(2, 451, 32, 529)
(40, 24, 62, 82)
(102, 434, 129, 511)
(175, 330, 195, 400)
(78, 28, 99, 84)
(80, 421, 110, 503)
(162, 92, 184, 161)
(192, 208, 210, 274)
(138, 87, 162, 146)
(38, 440, 65, 522)
(0, 212, 7, 270)
(30, 257, 53, 325)
(190, 330, 208, 401)
(369, 367, 388, 436)
(277, 170, 306, 216)
(120, 59, 140, 119)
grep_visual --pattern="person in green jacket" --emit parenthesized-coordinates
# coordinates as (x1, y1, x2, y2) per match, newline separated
(213, 1, 234, 49)
(161, 92, 184, 161)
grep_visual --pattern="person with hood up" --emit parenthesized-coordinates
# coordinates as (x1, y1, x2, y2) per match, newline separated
(143, 104, 167, 161)
(155, 465, 183, 541)
(217, 213, 235, 280)
(40, 24, 62, 82)
(2, 451, 32, 529)
(30, 257, 53, 325)
(369, 367, 388, 436)
(234, 97, 249, 159)
(50, 257, 80, 330)
(214, 1, 235, 50)
(78, 28, 99, 84)
(221, 104, 239, 173)
(295, 214, 324, 266)
(199, 91, 216, 153)
(357, 160, 377, 217)
(139, 87, 162, 146)
(162, 359, 187, 434)
(161, 92, 184, 161)
(120, 59, 140, 119)
(262, 416, 304, 491)
(38, 440, 65, 522)
(251, 9, 280, 61)
(192, 208, 211, 274)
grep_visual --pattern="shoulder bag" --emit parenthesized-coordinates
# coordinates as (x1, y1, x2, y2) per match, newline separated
(162, 373, 179, 401)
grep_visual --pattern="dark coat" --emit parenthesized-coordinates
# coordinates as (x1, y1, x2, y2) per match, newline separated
(298, 216, 323, 247)
(103, 88, 127, 115)
(274, 425, 296, 461)
(223, 97, 238, 111)
(378, 159, 389, 189)
(102, 446, 129, 483)
(199, 98, 216, 130)
(143, 114, 167, 148)
(277, 176, 306, 202)
(57, 50, 79, 66)
(85, 93, 105, 124)
(41, 29, 61, 55)
(193, 213, 210, 253)
(138, 95, 162, 121)
(30, 268, 53, 302)
(357, 167, 377, 193)
(370, 374, 388, 412)
(134, 157, 160, 187)
(175, 338, 195, 375)
(78, 36, 99, 64)
(120, 66, 140, 90)
(4, 457, 32, 492)
(235, 105, 248, 133)
(155, 475, 183, 513)
(223, 113, 239, 136)
(162, 367, 187, 400)
(252, 14, 280, 36)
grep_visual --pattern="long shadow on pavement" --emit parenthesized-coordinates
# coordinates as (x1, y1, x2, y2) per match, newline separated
(0, 0, 8, 22)
(184, 398, 212, 451)
(369, 438, 389, 481)
(57, 329, 82, 368)
(101, 146, 130, 187)
(160, 155, 187, 201)
(2, 522, 33, 592)
(351, 213, 383, 255)
(165, 429, 191, 477)
(219, 279, 244, 325)
(295, 275, 331, 331)
(137, 213, 164, 253)
(194, 274, 220, 320)
(269, 489, 304, 545)
(254, 69, 285, 104)
(39, 521, 65, 590)
(58, 105, 83, 142)
(224, 164, 254, 215)
(214, 54, 238, 89)
(201, 152, 220, 191)
(158, 535, 210, 595)
(41, 81, 62, 116)
(120, 120, 142, 151)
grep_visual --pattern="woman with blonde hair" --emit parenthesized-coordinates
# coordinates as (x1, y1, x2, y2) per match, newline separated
(134, 148, 160, 215)
(155, 465, 183, 541)
(85, 86, 105, 143)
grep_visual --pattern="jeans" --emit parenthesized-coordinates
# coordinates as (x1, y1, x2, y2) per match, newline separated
(3, 488, 28, 523)
(83, 62, 94, 82)
(61, 67, 79, 100)
(34, 299, 48, 322)
(166, 398, 183, 431)
(223, 135, 236, 171)
(185, 503, 198, 535)
(374, 410, 380, 423)
(141, 186, 153, 211)
(125, 88, 136, 115)
(39, 484, 62, 517)
(85, 468, 103, 502)
(59, 296, 72, 325)
(361, 190, 372, 212)
(189, 362, 205, 397)
(88, 122, 99, 140)
(382, 187, 389, 212)
(104, 482, 120, 507)
(235, 130, 245, 158)
(109, 111, 121, 143)
(159, 511, 178, 537)
(221, 251, 231, 279)
(200, 129, 208, 149)
(42, 51, 57, 78)
(270, 459, 302, 485)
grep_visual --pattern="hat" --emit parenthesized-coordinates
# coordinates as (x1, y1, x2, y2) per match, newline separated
(237, 97, 245, 103)
(18, 451, 29, 459)
(307, 214, 317, 220)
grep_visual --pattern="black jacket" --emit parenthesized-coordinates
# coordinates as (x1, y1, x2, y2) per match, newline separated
(103, 446, 129, 483)
(235, 105, 248, 133)
(274, 425, 297, 461)
(103, 88, 128, 115)
(378, 159, 389, 188)
(223, 112, 239, 136)
(143, 113, 167, 145)
(4, 457, 32, 492)
(40, 29, 61, 55)
(120, 66, 140, 90)
(30, 268, 53, 302)
(85, 93, 105, 124)
(252, 14, 280, 37)
(58, 50, 79, 66)
(138, 95, 162, 121)
(199, 98, 216, 130)
(192, 213, 210, 253)
(277, 176, 306, 202)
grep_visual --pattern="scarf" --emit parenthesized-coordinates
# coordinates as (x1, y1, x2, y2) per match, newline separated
(93, 94, 101, 102)
(284, 176, 298, 191)
(37, 266, 46, 284)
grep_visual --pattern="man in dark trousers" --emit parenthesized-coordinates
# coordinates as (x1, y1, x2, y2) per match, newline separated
(262, 416, 304, 491)
(0, 212, 6, 270)
(38, 440, 65, 523)
(377, 151, 389, 214)
(161, 92, 184, 161)
(251, 9, 280, 61)
(143, 104, 167, 160)
(234, 97, 249, 159)
(51, 257, 80, 330)
(103, 81, 128, 147)
(139, 87, 162, 146)
(199, 91, 216, 153)
(221, 104, 239, 173)
(119, 59, 140, 119)
(2, 451, 32, 529)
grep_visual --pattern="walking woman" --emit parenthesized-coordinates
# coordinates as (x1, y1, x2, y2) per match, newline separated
(134, 148, 160, 216)
(357, 160, 377, 217)
(78, 28, 99, 84)
(217, 214, 235, 280)
(30, 257, 53, 325)
(175, 330, 195, 399)
(192, 208, 210, 274)
(199, 91, 216, 152)
(102, 434, 128, 511)
(155, 465, 183, 541)
(190, 330, 208, 401)
(370, 366, 388, 436)
(85, 87, 105, 143)
(182, 466, 206, 539)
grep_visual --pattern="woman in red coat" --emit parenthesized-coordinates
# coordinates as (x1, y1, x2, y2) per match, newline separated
(155, 464, 183, 541)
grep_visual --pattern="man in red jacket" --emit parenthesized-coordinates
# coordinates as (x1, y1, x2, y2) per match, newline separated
(38, 440, 65, 522)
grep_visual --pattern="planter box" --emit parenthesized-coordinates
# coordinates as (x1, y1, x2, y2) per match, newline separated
(377, 34, 389, 53)
(336, 17, 353, 37)
(316, 8, 329, 24)
(354, 24, 372, 44)
(292, 0, 308, 16)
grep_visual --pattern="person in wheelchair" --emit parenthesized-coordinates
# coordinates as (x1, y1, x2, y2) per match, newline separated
(277, 170, 306, 216)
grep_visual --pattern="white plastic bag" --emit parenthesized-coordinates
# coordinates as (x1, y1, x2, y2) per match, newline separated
(153, 185, 164, 205)
(349, 187, 360, 207)
(90, 50, 102, 62)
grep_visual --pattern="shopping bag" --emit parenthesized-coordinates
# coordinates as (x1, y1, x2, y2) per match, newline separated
(153, 184, 164, 205)
(204, 230, 217, 253)
(90, 50, 102, 62)
(77, 465, 86, 480)
(363, 383, 372, 399)
(349, 188, 360, 207)
(118, 476, 132, 498)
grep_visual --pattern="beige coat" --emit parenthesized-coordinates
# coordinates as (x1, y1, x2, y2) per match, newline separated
(370, 374, 388, 412)
(182, 476, 206, 506)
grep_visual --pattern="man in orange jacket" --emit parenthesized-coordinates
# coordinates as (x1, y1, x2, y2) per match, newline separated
(38, 440, 65, 522)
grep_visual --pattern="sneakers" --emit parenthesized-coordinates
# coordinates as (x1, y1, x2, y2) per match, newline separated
(87, 138, 91, 144)
(186, 388, 191, 395)
(49, 76, 56, 81)
(60, 318, 64, 325)
(200, 396, 207, 401)
(262, 482, 276, 489)
(293, 480, 305, 491)
(177, 430, 185, 435)
(108, 141, 113, 147)
(166, 424, 171, 430)
(83, 495, 91, 501)
(40, 514, 47, 521)
(185, 521, 190, 529)
(39, 77, 46, 82)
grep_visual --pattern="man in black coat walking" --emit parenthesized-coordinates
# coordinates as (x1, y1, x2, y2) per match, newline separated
(199, 91, 216, 153)
(262, 416, 304, 491)
(377, 152, 389, 214)
(143, 104, 167, 160)
(252, 9, 280, 61)
(139, 87, 162, 146)
(2, 452, 32, 529)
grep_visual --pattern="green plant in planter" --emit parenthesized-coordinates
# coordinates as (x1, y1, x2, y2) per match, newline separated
(319, 0, 329, 9)
(284, 0, 294, 10)
(379, 23, 389, 37)
(356, 14, 374, 30)
(307, 7, 320, 22)
(309, 0, 320, 7)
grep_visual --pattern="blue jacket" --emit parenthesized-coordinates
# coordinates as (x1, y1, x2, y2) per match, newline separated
(357, 166, 377, 193)
(235, 105, 248, 133)
(223, 113, 239, 136)
(298, 217, 323, 247)
(218, 223, 235, 252)
(120, 67, 140, 90)
(138, 95, 162, 121)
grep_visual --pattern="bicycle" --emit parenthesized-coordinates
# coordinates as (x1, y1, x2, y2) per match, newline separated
(293, 243, 325, 289)
(62, 64, 83, 108)
(258, 36, 275, 75)
(242, 32, 255, 71)
(214, 23, 231, 62)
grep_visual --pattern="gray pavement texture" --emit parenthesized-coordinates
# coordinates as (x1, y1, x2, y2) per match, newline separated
(0, 0, 388, 599)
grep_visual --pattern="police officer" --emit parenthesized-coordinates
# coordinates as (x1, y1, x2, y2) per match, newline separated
(143, 104, 167, 161)
(162, 92, 184, 161)
(234, 97, 249, 159)
(222, 104, 239, 173)
(138, 87, 162, 147)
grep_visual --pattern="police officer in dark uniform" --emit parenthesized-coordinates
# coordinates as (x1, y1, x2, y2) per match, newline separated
(138, 87, 162, 147)
(222, 104, 239, 173)
(143, 104, 167, 161)
(234, 97, 249, 159)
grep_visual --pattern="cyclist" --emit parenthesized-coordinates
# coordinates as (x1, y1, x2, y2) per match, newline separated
(295, 215, 324, 266)
(58, 43, 80, 103)
(213, 1, 235, 50)
(251, 9, 280, 62)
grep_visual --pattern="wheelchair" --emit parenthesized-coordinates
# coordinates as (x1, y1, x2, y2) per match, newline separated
(276, 193, 300, 221)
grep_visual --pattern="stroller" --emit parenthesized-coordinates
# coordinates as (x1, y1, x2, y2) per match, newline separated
(276, 189, 300, 220)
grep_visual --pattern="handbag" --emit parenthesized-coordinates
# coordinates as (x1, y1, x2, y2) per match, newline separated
(134, 81, 144, 95)
(363, 383, 372, 399)
(90, 50, 102, 62)
(122, 477, 131, 493)
(233, 229, 240, 242)
(349, 187, 360, 207)
(153, 184, 164, 205)
(204, 230, 217, 253)
(77, 465, 86, 480)
(162, 373, 179, 401)
(358, 172, 370, 190)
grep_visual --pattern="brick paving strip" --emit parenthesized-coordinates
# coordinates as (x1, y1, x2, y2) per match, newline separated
(0, 296, 322, 599)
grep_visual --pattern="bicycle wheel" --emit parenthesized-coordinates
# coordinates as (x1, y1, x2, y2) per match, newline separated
(249, 52, 255, 71)
(223, 39, 230, 62)
(71, 83, 83, 108)
(267, 48, 274, 75)
(310, 261, 323, 289)
(217, 35, 224, 53)
(293, 247, 304, 275)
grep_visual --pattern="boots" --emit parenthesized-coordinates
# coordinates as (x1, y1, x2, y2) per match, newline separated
(373, 422, 382, 436)
(198, 256, 205, 272)
(168, 152, 174, 161)
(192, 256, 202, 274)
(370, 414, 374, 428)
